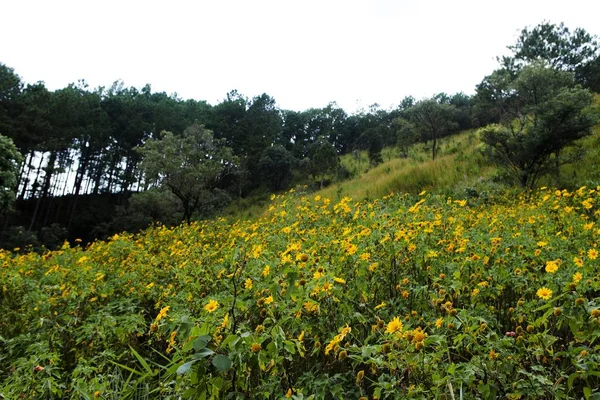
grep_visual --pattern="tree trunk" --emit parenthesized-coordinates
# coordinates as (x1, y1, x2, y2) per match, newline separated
(29, 151, 57, 231)
(19, 151, 35, 200)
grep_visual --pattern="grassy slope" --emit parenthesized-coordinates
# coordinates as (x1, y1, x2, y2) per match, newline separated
(225, 117, 600, 220)
(320, 130, 494, 202)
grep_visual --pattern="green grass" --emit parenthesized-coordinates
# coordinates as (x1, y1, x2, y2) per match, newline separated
(319, 130, 496, 201)
(224, 120, 600, 220)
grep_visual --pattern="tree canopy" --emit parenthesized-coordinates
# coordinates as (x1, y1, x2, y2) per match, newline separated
(480, 64, 600, 189)
(138, 123, 237, 224)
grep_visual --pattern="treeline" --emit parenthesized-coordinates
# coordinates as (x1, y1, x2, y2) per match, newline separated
(0, 72, 476, 247)
(0, 21, 599, 249)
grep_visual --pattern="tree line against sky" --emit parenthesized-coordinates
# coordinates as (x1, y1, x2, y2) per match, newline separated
(0, 21, 599, 249)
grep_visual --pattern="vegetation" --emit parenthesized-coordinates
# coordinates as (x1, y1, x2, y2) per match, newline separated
(0, 133, 22, 215)
(2, 187, 600, 399)
(1, 20, 600, 399)
(138, 123, 238, 224)
(480, 64, 600, 189)
(1, 20, 598, 248)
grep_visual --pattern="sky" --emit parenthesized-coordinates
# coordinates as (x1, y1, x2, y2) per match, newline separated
(2, 0, 599, 114)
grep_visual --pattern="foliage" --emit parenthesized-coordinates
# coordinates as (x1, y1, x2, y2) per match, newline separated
(392, 118, 419, 155)
(0, 133, 23, 215)
(2, 186, 600, 398)
(503, 21, 600, 92)
(138, 123, 237, 224)
(407, 99, 458, 160)
(109, 187, 183, 233)
(258, 145, 295, 192)
(479, 64, 600, 189)
(307, 137, 339, 189)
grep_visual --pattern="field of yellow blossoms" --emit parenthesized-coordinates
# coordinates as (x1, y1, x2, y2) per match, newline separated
(1, 187, 600, 399)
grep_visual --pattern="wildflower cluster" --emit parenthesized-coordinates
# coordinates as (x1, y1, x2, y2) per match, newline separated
(1, 186, 599, 398)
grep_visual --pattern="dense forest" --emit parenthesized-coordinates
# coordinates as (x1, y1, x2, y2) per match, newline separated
(1, 21, 599, 250)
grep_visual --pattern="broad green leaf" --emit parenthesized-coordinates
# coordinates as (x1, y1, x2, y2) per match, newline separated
(212, 354, 232, 372)
(177, 360, 196, 375)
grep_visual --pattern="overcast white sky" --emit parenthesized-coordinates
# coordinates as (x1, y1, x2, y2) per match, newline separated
(2, 0, 599, 113)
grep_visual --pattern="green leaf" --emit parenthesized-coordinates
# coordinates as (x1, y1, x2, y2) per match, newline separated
(212, 354, 232, 372)
(284, 340, 296, 354)
(222, 334, 239, 348)
(194, 348, 215, 359)
(584, 386, 592, 400)
(193, 336, 210, 350)
(129, 345, 152, 374)
(177, 360, 196, 375)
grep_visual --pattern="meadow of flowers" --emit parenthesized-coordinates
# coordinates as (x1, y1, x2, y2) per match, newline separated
(1, 187, 600, 399)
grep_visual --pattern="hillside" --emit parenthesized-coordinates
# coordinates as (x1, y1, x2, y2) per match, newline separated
(227, 121, 600, 221)
(2, 182, 600, 398)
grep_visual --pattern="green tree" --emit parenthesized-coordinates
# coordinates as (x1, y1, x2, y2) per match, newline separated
(408, 99, 458, 160)
(480, 64, 600, 189)
(258, 145, 295, 192)
(0, 64, 23, 142)
(356, 128, 384, 166)
(307, 136, 339, 188)
(392, 118, 419, 156)
(138, 123, 237, 224)
(504, 21, 600, 92)
(0, 133, 23, 216)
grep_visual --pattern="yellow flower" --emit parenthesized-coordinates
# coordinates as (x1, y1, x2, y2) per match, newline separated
(374, 302, 387, 310)
(536, 287, 553, 300)
(573, 272, 583, 283)
(385, 317, 403, 334)
(412, 327, 427, 343)
(251, 245, 262, 259)
(333, 277, 346, 284)
(545, 260, 559, 274)
(435, 317, 444, 329)
(574, 257, 584, 267)
(244, 278, 253, 290)
(250, 343, 261, 353)
(588, 249, 598, 260)
(262, 265, 270, 277)
(155, 306, 170, 322)
(204, 299, 219, 313)
(297, 330, 305, 342)
(489, 349, 499, 359)
(346, 243, 358, 255)
(303, 301, 320, 314)
(264, 295, 274, 304)
(340, 324, 351, 336)
(166, 331, 177, 353)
